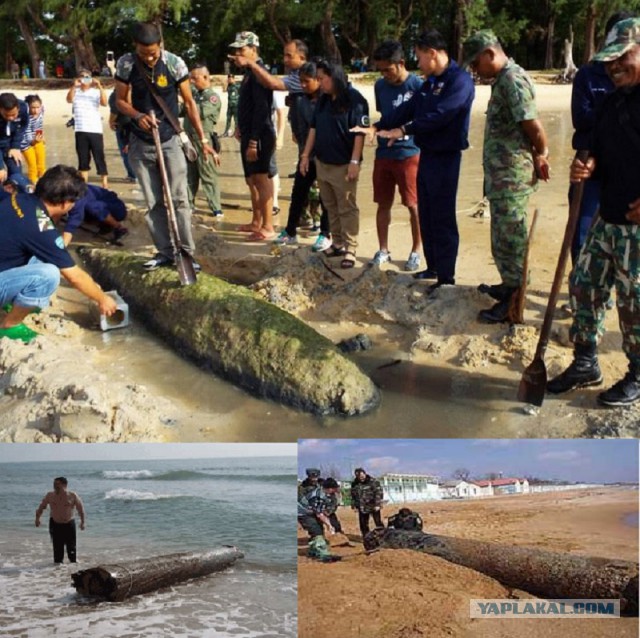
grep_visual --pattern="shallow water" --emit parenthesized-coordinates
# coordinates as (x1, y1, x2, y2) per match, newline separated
(42, 90, 580, 441)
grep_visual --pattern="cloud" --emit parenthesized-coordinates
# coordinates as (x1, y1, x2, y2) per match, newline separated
(298, 439, 334, 454)
(537, 450, 582, 462)
(471, 440, 514, 448)
(363, 456, 400, 474)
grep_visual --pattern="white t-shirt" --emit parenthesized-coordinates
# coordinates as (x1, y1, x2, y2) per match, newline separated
(73, 88, 103, 133)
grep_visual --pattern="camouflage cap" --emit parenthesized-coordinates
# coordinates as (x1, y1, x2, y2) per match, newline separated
(305, 468, 321, 478)
(593, 18, 640, 62)
(462, 30, 500, 68)
(229, 31, 260, 48)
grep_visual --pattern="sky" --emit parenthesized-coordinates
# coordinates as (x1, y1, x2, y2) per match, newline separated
(298, 439, 639, 484)
(0, 443, 296, 463)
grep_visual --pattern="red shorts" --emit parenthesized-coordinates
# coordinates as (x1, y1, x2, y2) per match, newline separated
(372, 154, 419, 209)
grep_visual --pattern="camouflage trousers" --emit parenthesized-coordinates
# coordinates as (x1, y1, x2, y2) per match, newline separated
(187, 139, 221, 212)
(570, 218, 640, 366)
(489, 193, 531, 288)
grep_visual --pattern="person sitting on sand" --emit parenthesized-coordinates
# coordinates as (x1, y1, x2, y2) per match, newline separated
(35, 476, 85, 564)
(61, 184, 128, 246)
(0, 165, 117, 344)
(297, 477, 342, 563)
(387, 507, 423, 532)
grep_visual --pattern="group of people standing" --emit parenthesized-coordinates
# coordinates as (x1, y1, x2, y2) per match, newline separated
(297, 466, 422, 562)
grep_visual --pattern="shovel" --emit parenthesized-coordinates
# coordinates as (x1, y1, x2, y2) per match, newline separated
(149, 110, 197, 286)
(517, 150, 589, 406)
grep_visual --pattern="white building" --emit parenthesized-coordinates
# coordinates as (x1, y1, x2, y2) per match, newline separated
(378, 473, 441, 504)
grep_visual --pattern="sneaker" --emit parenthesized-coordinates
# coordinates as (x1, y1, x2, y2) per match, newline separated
(112, 227, 129, 242)
(212, 210, 224, 218)
(597, 369, 640, 406)
(0, 323, 38, 343)
(404, 251, 421, 272)
(273, 230, 297, 246)
(312, 234, 332, 252)
(192, 259, 202, 274)
(369, 249, 391, 266)
(143, 254, 174, 271)
(125, 176, 137, 183)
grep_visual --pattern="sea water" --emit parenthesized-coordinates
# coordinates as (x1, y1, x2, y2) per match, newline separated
(0, 457, 296, 637)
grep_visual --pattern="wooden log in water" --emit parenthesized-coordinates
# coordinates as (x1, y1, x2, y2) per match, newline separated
(78, 248, 381, 416)
(71, 547, 243, 601)
(364, 528, 638, 614)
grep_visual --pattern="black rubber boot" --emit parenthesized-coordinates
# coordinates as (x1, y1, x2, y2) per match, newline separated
(478, 288, 517, 323)
(597, 362, 640, 407)
(477, 282, 511, 301)
(547, 343, 603, 394)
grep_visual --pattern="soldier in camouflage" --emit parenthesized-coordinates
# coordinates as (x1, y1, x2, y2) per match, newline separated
(298, 468, 322, 499)
(463, 30, 551, 323)
(547, 18, 640, 407)
(223, 74, 239, 137)
(350, 468, 384, 538)
(297, 477, 342, 562)
(184, 65, 223, 218)
(387, 507, 423, 531)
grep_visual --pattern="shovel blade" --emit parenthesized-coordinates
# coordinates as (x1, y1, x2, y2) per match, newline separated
(175, 249, 197, 286)
(517, 357, 547, 407)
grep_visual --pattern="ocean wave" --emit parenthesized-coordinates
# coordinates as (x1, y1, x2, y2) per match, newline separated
(103, 488, 178, 501)
(102, 470, 155, 479)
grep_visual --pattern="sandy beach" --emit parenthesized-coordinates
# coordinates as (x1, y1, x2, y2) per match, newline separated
(298, 487, 639, 638)
(0, 77, 638, 441)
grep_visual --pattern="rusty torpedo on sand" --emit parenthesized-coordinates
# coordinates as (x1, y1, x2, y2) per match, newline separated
(364, 528, 639, 614)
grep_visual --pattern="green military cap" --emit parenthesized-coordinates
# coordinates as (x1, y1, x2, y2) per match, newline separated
(593, 18, 640, 62)
(462, 29, 500, 69)
(229, 31, 260, 48)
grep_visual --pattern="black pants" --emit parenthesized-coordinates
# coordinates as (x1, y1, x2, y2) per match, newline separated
(75, 131, 108, 175)
(358, 510, 383, 538)
(285, 160, 329, 238)
(417, 150, 462, 281)
(49, 518, 77, 563)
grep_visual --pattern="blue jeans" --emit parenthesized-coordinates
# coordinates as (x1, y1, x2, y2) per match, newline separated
(2, 154, 32, 192)
(128, 134, 195, 257)
(0, 260, 60, 309)
(115, 128, 136, 179)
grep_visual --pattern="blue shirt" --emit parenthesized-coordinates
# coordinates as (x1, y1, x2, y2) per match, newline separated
(571, 61, 615, 151)
(65, 185, 128, 234)
(311, 86, 369, 165)
(0, 192, 75, 272)
(0, 100, 29, 169)
(378, 60, 474, 154)
(374, 74, 422, 160)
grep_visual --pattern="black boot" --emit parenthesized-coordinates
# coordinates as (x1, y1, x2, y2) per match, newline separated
(478, 287, 517, 323)
(597, 362, 640, 407)
(547, 343, 603, 394)
(477, 282, 511, 301)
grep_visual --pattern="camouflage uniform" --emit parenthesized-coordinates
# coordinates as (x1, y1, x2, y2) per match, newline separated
(484, 60, 539, 288)
(351, 473, 384, 537)
(298, 485, 340, 559)
(570, 221, 640, 365)
(184, 86, 222, 213)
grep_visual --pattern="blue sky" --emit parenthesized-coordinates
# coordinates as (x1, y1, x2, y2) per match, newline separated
(0, 443, 296, 463)
(298, 439, 639, 483)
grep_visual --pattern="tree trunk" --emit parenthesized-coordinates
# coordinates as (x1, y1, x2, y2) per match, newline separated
(16, 15, 40, 78)
(584, 2, 597, 64)
(320, 1, 341, 63)
(71, 548, 243, 601)
(78, 248, 381, 416)
(544, 14, 556, 69)
(364, 529, 639, 614)
(561, 25, 578, 82)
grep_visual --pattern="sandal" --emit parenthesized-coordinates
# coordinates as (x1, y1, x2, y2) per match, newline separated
(246, 229, 277, 242)
(340, 251, 356, 269)
(325, 245, 347, 258)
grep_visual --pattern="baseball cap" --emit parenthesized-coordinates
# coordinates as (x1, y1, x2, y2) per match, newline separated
(229, 31, 260, 48)
(593, 18, 640, 62)
(462, 30, 500, 68)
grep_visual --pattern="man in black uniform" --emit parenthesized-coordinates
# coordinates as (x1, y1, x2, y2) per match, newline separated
(387, 507, 423, 531)
(229, 31, 276, 241)
(350, 467, 384, 538)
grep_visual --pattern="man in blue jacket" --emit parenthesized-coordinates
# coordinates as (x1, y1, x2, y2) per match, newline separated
(372, 30, 475, 293)
(0, 93, 31, 192)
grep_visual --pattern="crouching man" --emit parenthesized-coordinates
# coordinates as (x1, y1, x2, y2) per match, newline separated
(297, 477, 342, 563)
(0, 164, 117, 343)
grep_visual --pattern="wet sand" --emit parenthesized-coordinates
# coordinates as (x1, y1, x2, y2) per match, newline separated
(298, 487, 639, 638)
(0, 78, 638, 441)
